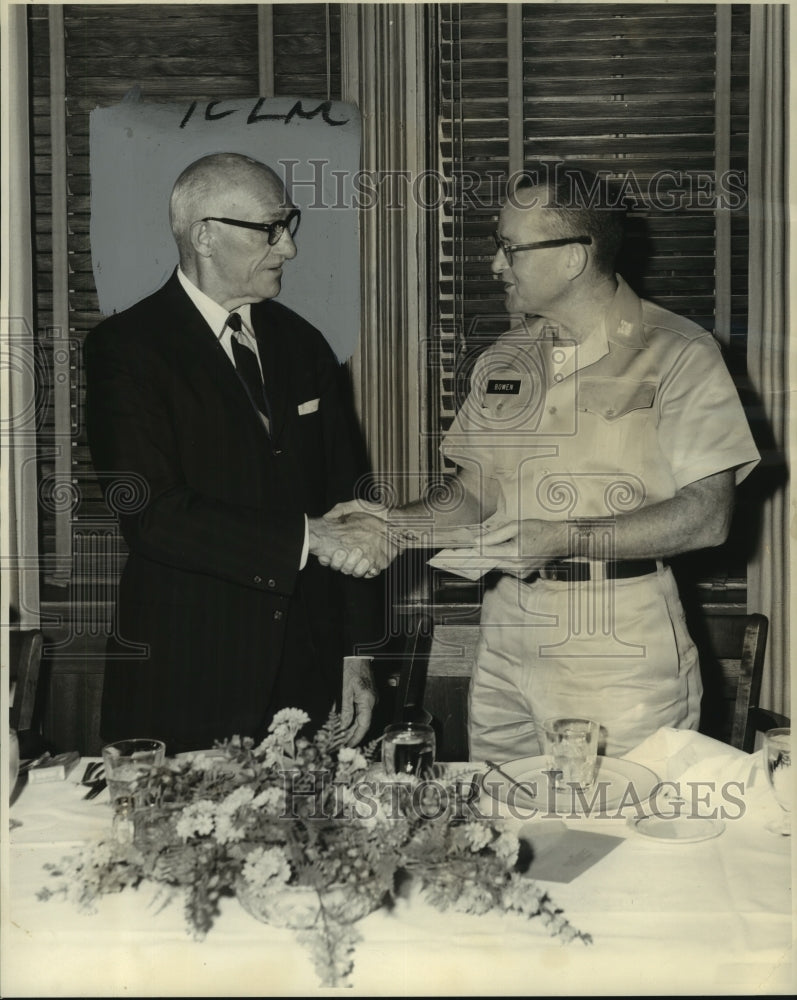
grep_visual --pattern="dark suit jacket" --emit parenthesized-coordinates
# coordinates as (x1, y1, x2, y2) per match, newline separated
(85, 272, 380, 751)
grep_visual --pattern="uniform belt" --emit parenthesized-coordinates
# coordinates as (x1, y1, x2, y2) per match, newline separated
(522, 559, 658, 583)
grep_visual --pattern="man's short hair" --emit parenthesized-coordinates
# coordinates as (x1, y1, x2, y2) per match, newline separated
(169, 153, 282, 263)
(510, 162, 626, 276)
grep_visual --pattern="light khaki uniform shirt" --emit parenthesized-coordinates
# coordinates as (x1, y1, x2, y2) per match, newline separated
(442, 276, 760, 524)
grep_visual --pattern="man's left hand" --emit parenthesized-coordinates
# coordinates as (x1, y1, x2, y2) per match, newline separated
(478, 517, 565, 578)
(340, 656, 377, 746)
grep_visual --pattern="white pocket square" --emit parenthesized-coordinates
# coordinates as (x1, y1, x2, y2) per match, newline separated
(298, 398, 320, 415)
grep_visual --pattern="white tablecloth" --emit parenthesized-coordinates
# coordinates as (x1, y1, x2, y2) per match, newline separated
(2, 729, 793, 996)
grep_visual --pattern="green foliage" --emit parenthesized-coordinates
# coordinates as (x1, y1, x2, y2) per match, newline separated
(41, 708, 590, 986)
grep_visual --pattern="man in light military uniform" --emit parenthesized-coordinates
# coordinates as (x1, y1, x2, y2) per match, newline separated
(449, 167, 760, 758)
(330, 166, 760, 759)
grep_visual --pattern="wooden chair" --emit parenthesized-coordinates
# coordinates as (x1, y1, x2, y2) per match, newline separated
(695, 612, 785, 753)
(9, 629, 44, 735)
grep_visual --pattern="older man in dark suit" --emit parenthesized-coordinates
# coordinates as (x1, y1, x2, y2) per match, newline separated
(85, 152, 389, 753)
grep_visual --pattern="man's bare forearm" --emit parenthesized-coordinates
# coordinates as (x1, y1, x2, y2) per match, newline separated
(387, 468, 496, 529)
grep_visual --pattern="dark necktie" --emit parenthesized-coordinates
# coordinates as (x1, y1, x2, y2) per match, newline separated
(226, 312, 271, 428)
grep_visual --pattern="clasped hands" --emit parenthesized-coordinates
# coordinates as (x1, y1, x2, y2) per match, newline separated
(309, 501, 566, 580)
(308, 501, 399, 578)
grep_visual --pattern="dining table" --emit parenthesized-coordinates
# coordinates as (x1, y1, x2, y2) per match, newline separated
(2, 727, 793, 997)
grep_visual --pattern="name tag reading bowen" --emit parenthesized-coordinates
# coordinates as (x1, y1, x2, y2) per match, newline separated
(486, 379, 521, 395)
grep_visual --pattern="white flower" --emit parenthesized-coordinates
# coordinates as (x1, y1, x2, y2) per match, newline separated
(84, 841, 115, 868)
(337, 747, 368, 773)
(220, 786, 255, 812)
(252, 786, 286, 813)
(175, 801, 216, 840)
(255, 708, 311, 760)
(254, 741, 285, 769)
(213, 811, 247, 845)
(242, 846, 292, 888)
(463, 822, 493, 852)
(492, 831, 520, 868)
(190, 753, 220, 772)
(268, 708, 310, 734)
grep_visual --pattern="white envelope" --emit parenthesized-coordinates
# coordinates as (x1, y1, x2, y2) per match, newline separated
(427, 547, 500, 580)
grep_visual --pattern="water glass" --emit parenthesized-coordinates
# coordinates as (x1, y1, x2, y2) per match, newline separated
(382, 722, 436, 778)
(542, 717, 600, 790)
(763, 727, 791, 836)
(102, 738, 166, 808)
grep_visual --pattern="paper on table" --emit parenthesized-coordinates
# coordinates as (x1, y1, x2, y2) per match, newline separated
(519, 821, 624, 883)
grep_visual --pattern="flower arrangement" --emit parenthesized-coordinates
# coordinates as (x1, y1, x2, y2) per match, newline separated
(39, 709, 591, 987)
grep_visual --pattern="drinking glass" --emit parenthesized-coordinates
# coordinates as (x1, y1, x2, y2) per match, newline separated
(382, 722, 436, 778)
(762, 728, 791, 836)
(542, 717, 600, 790)
(102, 738, 166, 808)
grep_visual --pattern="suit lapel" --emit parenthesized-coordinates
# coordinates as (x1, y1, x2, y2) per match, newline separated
(156, 273, 270, 437)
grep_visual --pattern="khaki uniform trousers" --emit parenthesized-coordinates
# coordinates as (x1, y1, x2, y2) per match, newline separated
(468, 563, 702, 760)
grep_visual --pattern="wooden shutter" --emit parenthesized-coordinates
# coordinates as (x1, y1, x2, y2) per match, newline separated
(28, 3, 342, 753)
(433, 2, 751, 590)
(273, 3, 341, 98)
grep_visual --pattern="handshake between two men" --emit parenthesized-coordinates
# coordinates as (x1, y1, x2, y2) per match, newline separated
(306, 482, 565, 582)
(307, 501, 401, 579)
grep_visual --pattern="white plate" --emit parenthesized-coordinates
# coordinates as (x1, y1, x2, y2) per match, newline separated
(629, 815, 726, 844)
(481, 755, 660, 815)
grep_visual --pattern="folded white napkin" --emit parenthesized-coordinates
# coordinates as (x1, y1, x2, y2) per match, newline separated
(625, 727, 757, 786)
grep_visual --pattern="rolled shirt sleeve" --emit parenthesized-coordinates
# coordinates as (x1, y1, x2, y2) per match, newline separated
(440, 287, 760, 522)
(656, 335, 760, 488)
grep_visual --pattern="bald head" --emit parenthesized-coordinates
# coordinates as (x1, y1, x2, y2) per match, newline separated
(169, 153, 286, 266)
(170, 153, 298, 309)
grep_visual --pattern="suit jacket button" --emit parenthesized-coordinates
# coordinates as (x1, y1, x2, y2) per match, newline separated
(268, 579, 277, 588)
(272, 448, 283, 456)
(253, 575, 262, 584)
(273, 610, 284, 622)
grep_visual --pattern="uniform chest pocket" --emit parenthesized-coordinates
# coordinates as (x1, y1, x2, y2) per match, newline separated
(479, 373, 544, 429)
(578, 377, 657, 422)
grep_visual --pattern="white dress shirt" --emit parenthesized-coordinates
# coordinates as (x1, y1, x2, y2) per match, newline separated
(177, 268, 262, 374)
(177, 268, 309, 568)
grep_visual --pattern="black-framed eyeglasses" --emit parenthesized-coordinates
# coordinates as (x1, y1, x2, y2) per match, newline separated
(200, 208, 301, 246)
(492, 233, 592, 266)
